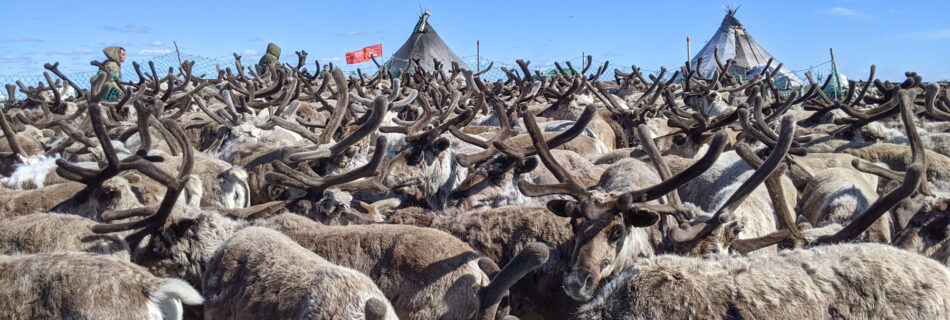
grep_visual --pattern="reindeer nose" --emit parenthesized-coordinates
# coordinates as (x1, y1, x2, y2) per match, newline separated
(563, 268, 595, 301)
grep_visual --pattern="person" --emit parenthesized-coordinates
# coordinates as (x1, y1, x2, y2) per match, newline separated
(94, 46, 125, 101)
(257, 42, 281, 74)
(321, 64, 329, 77)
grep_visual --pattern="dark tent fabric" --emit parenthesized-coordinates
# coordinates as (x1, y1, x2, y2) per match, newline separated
(690, 10, 803, 88)
(384, 12, 470, 74)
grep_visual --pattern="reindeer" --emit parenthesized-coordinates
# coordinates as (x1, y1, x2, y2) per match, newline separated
(202, 226, 397, 320)
(574, 243, 950, 320)
(0, 252, 202, 320)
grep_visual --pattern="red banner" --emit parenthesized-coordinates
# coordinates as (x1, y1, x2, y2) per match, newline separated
(345, 43, 383, 64)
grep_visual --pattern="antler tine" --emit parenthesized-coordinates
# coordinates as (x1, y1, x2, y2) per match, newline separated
(267, 136, 389, 196)
(319, 68, 349, 144)
(493, 104, 597, 160)
(923, 83, 950, 120)
(898, 89, 926, 167)
(897, 88, 930, 195)
(287, 95, 389, 162)
(1, 85, 25, 158)
(815, 163, 925, 245)
(717, 115, 796, 216)
(735, 143, 804, 244)
(44, 62, 84, 98)
(851, 159, 905, 181)
(349, 92, 376, 106)
(327, 95, 388, 156)
(589, 81, 624, 115)
(473, 61, 494, 77)
(517, 111, 589, 201)
(42, 72, 62, 110)
(453, 99, 516, 167)
(637, 124, 682, 209)
(624, 130, 728, 205)
(516, 59, 533, 82)
(388, 78, 402, 101)
(737, 108, 806, 156)
(392, 89, 418, 108)
(437, 90, 462, 123)
(669, 115, 797, 244)
(55, 102, 123, 185)
(92, 120, 194, 249)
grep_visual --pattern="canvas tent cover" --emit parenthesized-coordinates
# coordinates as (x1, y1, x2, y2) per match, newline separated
(690, 11, 803, 88)
(384, 12, 470, 73)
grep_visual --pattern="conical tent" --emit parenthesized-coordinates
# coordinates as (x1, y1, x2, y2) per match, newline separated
(384, 11, 470, 75)
(690, 10, 803, 89)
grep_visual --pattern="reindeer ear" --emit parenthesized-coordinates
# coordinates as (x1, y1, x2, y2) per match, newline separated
(546, 200, 577, 218)
(516, 157, 539, 174)
(622, 208, 660, 228)
(432, 137, 450, 154)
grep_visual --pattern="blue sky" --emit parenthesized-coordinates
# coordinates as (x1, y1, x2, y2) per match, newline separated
(1, 0, 948, 81)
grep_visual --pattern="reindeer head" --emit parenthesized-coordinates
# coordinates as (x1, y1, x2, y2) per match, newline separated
(446, 154, 538, 209)
(514, 103, 731, 301)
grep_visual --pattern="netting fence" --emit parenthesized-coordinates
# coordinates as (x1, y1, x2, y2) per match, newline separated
(1, 51, 839, 100)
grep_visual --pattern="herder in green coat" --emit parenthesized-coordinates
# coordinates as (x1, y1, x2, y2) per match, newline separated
(257, 42, 281, 74)
(94, 46, 125, 101)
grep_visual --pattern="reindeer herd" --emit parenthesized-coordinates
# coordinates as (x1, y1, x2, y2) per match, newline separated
(1, 51, 949, 319)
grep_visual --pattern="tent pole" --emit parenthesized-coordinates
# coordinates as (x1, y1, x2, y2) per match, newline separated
(829, 48, 841, 100)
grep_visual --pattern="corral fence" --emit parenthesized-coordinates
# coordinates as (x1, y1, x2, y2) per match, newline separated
(0, 51, 838, 101)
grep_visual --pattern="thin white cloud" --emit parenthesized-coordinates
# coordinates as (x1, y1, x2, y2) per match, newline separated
(1, 55, 35, 63)
(330, 57, 342, 61)
(48, 49, 96, 55)
(4, 37, 42, 43)
(98, 41, 133, 48)
(817, 7, 863, 17)
(338, 31, 368, 37)
(137, 49, 172, 56)
(903, 29, 950, 40)
(242, 50, 259, 56)
(104, 24, 151, 33)
(151, 41, 164, 46)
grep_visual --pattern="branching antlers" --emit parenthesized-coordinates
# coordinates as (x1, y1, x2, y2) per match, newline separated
(89, 118, 193, 249)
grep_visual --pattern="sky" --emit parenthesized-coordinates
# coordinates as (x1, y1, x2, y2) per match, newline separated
(1, 0, 949, 82)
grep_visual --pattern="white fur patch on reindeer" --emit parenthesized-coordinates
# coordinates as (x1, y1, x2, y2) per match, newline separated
(2, 154, 60, 189)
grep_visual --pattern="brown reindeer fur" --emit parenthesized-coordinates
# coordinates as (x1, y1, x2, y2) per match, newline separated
(842, 142, 950, 183)
(202, 226, 396, 320)
(894, 199, 950, 265)
(527, 150, 605, 188)
(387, 205, 579, 320)
(257, 213, 491, 320)
(0, 213, 129, 259)
(575, 243, 950, 320)
(0, 182, 86, 218)
(801, 167, 890, 243)
(0, 252, 202, 320)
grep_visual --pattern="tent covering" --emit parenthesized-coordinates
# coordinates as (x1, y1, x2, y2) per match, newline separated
(384, 11, 470, 74)
(690, 10, 804, 89)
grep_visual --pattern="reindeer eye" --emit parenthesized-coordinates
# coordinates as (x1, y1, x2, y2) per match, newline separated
(608, 227, 624, 242)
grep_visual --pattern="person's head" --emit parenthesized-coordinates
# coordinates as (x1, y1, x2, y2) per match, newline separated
(103, 46, 126, 63)
(323, 65, 329, 71)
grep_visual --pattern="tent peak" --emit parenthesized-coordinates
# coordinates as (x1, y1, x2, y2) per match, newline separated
(722, 3, 741, 16)
(415, 9, 431, 33)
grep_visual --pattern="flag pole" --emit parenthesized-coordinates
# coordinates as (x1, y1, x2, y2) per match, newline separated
(686, 36, 690, 63)
(477, 40, 480, 72)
